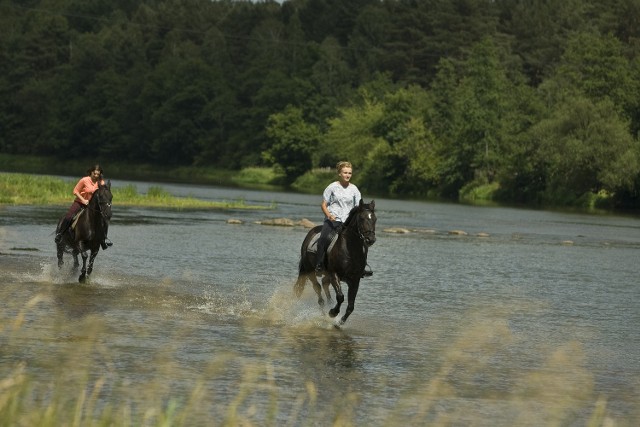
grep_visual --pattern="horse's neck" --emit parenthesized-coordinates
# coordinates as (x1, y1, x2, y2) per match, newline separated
(343, 221, 365, 252)
(85, 200, 104, 228)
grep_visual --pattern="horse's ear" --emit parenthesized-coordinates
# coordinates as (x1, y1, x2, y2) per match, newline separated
(106, 180, 111, 190)
(359, 199, 364, 207)
(370, 200, 375, 210)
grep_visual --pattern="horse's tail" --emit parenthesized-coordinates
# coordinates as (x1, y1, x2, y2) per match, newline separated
(295, 243, 310, 298)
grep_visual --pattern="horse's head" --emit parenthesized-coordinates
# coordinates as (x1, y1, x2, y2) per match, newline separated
(356, 199, 376, 247)
(95, 180, 113, 220)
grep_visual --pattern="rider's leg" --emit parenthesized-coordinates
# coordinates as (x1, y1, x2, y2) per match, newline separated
(315, 220, 335, 272)
(55, 202, 82, 243)
(55, 218, 71, 243)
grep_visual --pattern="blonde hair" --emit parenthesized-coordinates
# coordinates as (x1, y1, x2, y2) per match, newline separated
(336, 161, 353, 173)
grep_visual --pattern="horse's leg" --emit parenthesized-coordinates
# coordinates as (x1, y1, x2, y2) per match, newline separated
(86, 249, 98, 276)
(56, 243, 64, 268)
(321, 275, 332, 303)
(78, 250, 88, 283)
(339, 279, 360, 325)
(328, 273, 344, 318)
(72, 249, 80, 269)
(307, 274, 326, 312)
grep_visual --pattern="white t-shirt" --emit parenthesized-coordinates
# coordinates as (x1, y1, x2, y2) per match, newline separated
(323, 181, 362, 222)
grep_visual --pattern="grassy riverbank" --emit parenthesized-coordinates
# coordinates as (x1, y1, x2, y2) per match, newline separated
(0, 173, 270, 210)
(0, 153, 336, 197)
(0, 153, 285, 191)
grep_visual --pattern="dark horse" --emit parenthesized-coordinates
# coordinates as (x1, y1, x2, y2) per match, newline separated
(294, 200, 376, 326)
(55, 181, 112, 283)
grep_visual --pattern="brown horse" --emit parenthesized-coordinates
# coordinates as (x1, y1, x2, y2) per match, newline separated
(55, 181, 112, 283)
(294, 200, 376, 326)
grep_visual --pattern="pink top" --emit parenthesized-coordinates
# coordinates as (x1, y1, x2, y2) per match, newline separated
(73, 176, 101, 203)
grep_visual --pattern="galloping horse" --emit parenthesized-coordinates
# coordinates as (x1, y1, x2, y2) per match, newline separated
(55, 181, 112, 283)
(294, 200, 376, 326)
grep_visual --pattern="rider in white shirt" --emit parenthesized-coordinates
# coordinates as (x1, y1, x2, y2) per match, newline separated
(315, 161, 361, 273)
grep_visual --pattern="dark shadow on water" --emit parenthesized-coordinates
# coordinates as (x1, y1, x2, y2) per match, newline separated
(291, 327, 362, 372)
(52, 283, 112, 319)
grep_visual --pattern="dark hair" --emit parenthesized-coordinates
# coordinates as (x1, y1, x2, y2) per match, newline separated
(87, 164, 104, 176)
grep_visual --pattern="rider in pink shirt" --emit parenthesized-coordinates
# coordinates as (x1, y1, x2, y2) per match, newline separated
(55, 164, 113, 249)
(73, 175, 101, 205)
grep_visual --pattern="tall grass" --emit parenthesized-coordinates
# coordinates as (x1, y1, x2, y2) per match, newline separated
(0, 173, 71, 205)
(0, 291, 321, 427)
(0, 173, 268, 210)
(0, 287, 630, 427)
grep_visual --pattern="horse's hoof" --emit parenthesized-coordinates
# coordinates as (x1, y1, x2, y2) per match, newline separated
(328, 309, 339, 318)
(78, 275, 86, 283)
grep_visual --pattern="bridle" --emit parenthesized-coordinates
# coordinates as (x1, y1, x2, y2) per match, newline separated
(87, 186, 112, 222)
(354, 207, 376, 246)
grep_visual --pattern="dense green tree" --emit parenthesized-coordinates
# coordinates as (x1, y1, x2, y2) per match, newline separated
(264, 105, 320, 182)
(552, 31, 640, 134)
(496, 0, 589, 85)
(323, 85, 438, 196)
(530, 96, 640, 204)
(348, 4, 389, 83)
(430, 37, 524, 197)
(1, 0, 640, 209)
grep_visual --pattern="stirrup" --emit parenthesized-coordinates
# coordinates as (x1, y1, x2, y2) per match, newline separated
(362, 267, 373, 278)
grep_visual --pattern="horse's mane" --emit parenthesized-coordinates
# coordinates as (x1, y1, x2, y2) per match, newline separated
(343, 205, 360, 227)
(343, 201, 373, 227)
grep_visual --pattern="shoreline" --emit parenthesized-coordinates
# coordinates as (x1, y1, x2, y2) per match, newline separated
(0, 172, 271, 210)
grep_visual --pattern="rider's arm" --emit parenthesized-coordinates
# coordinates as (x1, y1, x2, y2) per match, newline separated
(321, 199, 335, 221)
(74, 190, 89, 205)
(73, 178, 89, 205)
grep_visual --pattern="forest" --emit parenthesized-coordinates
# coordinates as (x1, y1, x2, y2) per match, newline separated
(1, 0, 640, 209)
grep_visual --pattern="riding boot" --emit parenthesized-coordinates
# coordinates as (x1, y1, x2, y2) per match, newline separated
(100, 220, 112, 250)
(100, 238, 113, 250)
(55, 218, 71, 243)
(362, 266, 373, 278)
(315, 239, 326, 273)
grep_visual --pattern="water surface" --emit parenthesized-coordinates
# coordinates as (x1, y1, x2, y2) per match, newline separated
(1, 181, 639, 425)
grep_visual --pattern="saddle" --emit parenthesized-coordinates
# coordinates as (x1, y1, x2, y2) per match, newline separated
(70, 207, 86, 230)
(308, 231, 339, 254)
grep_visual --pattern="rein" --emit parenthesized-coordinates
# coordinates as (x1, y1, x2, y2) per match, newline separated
(86, 188, 111, 222)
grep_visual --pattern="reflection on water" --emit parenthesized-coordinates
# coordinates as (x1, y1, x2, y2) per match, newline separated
(1, 185, 640, 425)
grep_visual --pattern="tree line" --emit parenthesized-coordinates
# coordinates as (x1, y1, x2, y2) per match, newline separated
(1, 0, 639, 209)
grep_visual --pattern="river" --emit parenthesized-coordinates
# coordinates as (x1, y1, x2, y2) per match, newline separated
(1, 179, 639, 425)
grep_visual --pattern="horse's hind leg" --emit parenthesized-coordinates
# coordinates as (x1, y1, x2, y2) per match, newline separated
(308, 274, 326, 312)
(321, 275, 332, 303)
(72, 250, 80, 269)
